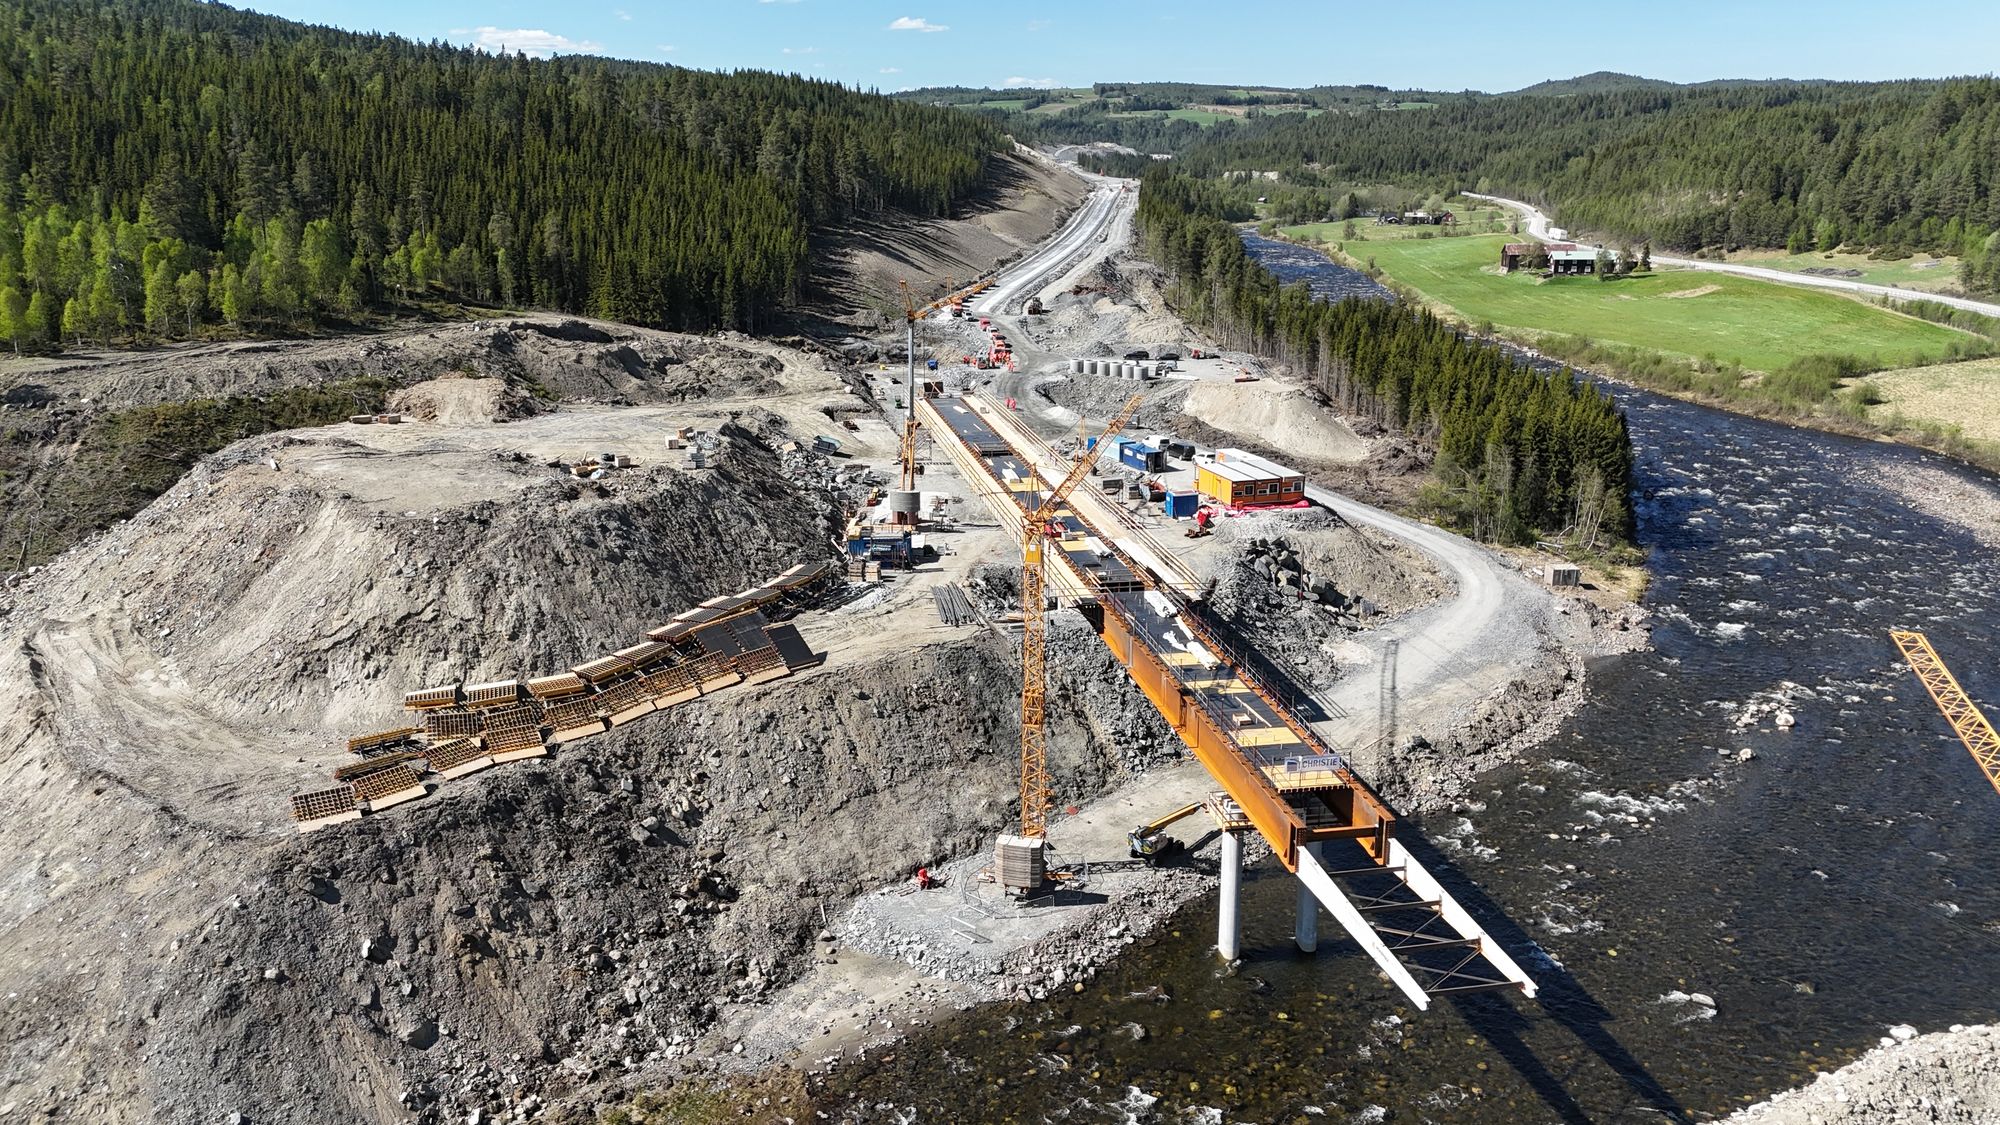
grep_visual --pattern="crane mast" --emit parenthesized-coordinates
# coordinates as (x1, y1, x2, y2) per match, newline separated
(1016, 394, 1143, 843)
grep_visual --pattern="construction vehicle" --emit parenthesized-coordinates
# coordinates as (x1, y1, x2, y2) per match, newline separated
(1001, 392, 1144, 891)
(1024, 296, 1045, 316)
(1128, 802, 1199, 865)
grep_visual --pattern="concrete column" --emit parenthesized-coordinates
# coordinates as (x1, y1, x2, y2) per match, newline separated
(1217, 830, 1242, 961)
(1294, 842, 1322, 954)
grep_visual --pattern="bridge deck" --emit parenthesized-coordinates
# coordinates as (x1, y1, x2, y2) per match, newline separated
(919, 393, 1536, 1009)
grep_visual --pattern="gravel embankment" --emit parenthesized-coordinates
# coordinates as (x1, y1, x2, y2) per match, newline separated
(1725, 1024, 2000, 1124)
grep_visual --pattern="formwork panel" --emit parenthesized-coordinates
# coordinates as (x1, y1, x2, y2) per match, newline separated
(462, 680, 523, 709)
(735, 646, 791, 686)
(353, 764, 427, 812)
(423, 710, 484, 740)
(526, 672, 589, 699)
(552, 720, 609, 744)
(642, 665, 700, 707)
(613, 640, 677, 669)
(541, 696, 605, 730)
(333, 751, 422, 782)
(594, 677, 652, 716)
(426, 737, 494, 779)
(348, 727, 421, 756)
(608, 701, 656, 726)
(573, 655, 632, 684)
(291, 785, 360, 831)
(403, 686, 461, 710)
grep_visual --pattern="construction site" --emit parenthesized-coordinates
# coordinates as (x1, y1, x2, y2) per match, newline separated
(0, 167, 1676, 1125)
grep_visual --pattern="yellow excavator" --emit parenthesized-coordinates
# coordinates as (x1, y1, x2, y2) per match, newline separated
(1128, 802, 1201, 866)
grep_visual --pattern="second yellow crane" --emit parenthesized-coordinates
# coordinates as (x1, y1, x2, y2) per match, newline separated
(1891, 629, 2000, 795)
(1000, 394, 1141, 890)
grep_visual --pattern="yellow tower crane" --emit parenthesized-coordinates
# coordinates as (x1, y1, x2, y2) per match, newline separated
(1891, 629, 2000, 796)
(999, 393, 1142, 891)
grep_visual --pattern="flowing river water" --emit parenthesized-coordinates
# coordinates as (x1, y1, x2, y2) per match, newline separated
(812, 238, 2000, 1123)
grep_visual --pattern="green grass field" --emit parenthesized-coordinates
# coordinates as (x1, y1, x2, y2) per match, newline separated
(1283, 206, 1515, 242)
(1107, 107, 1237, 126)
(1307, 232, 1971, 373)
(1722, 248, 1964, 294)
(1867, 356, 2000, 444)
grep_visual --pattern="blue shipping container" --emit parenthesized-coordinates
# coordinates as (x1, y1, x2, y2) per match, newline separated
(1164, 490, 1200, 518)
(1121, 442, 1164, 472)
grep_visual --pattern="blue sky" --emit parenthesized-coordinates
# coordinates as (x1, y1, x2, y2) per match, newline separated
(249, 0, 2000, 93)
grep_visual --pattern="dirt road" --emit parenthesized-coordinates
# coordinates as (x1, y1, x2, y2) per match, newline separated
(1301, 482, 1547, 757)
(1468, 192, 2000, 319)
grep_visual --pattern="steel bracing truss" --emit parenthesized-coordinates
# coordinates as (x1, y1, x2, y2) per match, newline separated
(1892, 630, 2000, 796)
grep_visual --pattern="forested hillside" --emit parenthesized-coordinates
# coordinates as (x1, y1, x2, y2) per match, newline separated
(0, 0, 1004, 348)
(1137, 170, 1634, 545)
(1174, 80, 2000, 293)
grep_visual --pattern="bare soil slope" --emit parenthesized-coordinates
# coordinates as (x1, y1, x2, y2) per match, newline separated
(817, 150, 1087, 321)
(0, 334, 1171, 1122)
(0, 316, 835, 568)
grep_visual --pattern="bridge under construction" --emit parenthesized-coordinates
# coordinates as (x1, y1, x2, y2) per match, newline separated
(919, 392, 1537, 1010)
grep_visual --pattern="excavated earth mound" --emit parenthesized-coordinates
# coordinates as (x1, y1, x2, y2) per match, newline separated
(1200, 508, 1449, 693)
(1180, 379, 1369, 466)
(0, 394, 1164, 1122)
(387, 376, 540, 425)
(0, 317, 821, 568)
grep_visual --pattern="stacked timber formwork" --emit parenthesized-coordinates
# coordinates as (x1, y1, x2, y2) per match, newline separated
(287, 561, 838, 832)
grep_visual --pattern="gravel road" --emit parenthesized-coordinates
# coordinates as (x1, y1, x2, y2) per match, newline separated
(1467, 192, 2000, 319)
(1302, 481, 1547, 759)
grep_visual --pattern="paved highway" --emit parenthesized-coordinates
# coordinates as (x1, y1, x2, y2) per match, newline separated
(960, 170, 1555, 768)
(973, 178, 1128, 317)
(1468, 192, 2000, 319)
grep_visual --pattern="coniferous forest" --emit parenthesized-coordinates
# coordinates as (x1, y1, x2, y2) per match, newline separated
(1138, 169, 1635, 545)
(1170, 80, 2000, 293)
(0, 0, 1005, 349)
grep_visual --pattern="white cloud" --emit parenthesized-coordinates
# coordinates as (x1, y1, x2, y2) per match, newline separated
(1026, 19, 1050, 31)
(1001, 76, 1062, 89)
(614, 8, 631, 20)
(782, 46, 819, 54)
(656, 44, 678, 54)
(759, 0, 804, 4)
(879, 66, 902, 74)
(888, 16, 947, 32)
(452, 26, 602, 57)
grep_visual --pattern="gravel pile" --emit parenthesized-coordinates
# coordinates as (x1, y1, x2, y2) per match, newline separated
(1725, 1024, 2000, 1124)
(1873, 461, 2000, 549)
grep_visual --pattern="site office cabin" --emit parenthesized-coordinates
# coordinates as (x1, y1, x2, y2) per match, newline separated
(1195, 449, 1305, 508)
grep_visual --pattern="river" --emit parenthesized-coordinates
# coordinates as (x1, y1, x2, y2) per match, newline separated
(807, 238, 2000, 1123)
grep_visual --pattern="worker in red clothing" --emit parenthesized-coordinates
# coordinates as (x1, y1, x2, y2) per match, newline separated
(915, 866, 933, 890)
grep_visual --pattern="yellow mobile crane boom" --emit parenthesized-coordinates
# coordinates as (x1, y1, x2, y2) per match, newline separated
(1891, 629, 2000, 796)
(1018, 393, 1143, 842)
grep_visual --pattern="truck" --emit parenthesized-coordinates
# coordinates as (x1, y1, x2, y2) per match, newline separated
(1024, 296, 1044, 316)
